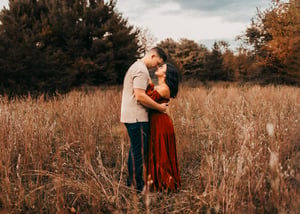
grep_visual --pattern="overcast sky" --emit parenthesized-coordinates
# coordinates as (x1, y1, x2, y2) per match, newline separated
(112, 0, 270, 49)
(0, 0, 270, 49)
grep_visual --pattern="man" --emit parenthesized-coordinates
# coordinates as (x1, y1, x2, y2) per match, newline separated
(120, 47, 168, 192)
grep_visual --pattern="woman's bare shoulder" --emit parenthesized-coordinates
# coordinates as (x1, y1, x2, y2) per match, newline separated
(156, 83, 170, 99)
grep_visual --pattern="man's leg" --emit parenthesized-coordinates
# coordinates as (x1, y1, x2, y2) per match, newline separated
(127, 147, 133, 186)
(125, 122, 149, 192)
(141, 122, 149, 167)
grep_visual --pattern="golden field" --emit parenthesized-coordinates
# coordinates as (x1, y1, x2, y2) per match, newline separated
(0, 84, 299, 213)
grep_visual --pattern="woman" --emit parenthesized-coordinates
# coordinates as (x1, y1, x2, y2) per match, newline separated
(145, 63, 181, 192)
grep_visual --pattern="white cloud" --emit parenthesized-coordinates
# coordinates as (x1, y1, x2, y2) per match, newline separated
(140, 12, 246, 41)
(116, 1, 251, 42)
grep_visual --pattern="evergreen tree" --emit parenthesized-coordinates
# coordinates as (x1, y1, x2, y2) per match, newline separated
(205, 42, 226, 81)
(158, 38, 208, 81)
(0, 0, 141, 96)
(0, 0, 54, 95)
(104, 5, 140, 84)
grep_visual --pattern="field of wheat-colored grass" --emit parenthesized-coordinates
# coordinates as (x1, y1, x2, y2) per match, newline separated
(0, 84, 299, 213)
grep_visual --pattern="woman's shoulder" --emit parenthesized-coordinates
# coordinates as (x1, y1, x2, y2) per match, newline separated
(156, 83, 170, 99)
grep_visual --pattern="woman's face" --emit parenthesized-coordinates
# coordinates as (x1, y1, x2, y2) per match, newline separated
(155, 64, 167, 78)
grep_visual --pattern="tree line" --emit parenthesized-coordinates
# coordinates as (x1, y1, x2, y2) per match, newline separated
(0, 0, 299, 97)
(158, 0, 299, 85)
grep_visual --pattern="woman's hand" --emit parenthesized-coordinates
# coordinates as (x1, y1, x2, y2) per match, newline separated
(160, 102, 169, 113)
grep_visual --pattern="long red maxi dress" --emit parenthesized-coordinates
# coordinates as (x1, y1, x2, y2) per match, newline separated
(145, 83, 181, 191)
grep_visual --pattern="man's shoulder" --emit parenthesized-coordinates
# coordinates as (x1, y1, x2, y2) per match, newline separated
(129, 60, 147, 71)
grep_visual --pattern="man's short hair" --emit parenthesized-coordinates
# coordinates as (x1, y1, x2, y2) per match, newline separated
(151, 47, 167, 62)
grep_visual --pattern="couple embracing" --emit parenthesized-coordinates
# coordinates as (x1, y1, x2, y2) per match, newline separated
(120, 47, 181, 193)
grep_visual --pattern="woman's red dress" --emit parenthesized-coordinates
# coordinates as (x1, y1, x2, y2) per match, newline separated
(145, 83, 181, 191)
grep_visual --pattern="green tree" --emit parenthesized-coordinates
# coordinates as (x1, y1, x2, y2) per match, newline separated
(104, 7, 140, 84)
(234, 47, 259, 82)
(205, 41, 226, 81)
(158, 38, 208, 80)
(222, 48, 238, 82)
(0, 0, 141, 96)
(176, 39, 208, 79)
(0, 0, 56, 95)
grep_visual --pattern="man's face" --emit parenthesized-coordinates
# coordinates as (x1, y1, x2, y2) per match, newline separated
(149, 54, 164, 69)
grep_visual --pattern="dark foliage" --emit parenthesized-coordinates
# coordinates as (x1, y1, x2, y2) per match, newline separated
(0, 0, 141, 97)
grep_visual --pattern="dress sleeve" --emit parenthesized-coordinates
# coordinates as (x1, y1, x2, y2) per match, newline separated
(146, 83, 154, 94)
(146, 83, 163, 102)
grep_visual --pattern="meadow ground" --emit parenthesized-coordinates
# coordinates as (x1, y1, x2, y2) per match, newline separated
(0, 83, 299, 213)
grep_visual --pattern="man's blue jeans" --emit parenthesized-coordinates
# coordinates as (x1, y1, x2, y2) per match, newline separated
(125, 122, 149, 192)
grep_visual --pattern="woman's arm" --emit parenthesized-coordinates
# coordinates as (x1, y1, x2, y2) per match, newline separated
(134, 88, 167, 112)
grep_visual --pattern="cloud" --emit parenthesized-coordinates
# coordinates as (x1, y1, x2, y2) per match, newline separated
(115, 0, 255, 42)
(115, 0, 176, 19)
(116, 0, 269, 22)
(175, 0, 266, 11)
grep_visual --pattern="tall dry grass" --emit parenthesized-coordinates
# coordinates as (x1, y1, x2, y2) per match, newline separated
(0, 84, 299, 213)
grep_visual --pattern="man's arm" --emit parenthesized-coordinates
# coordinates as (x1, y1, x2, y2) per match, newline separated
(134, 88, 167, 112)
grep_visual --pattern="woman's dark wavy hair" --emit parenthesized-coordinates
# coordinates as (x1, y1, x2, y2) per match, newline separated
(165, 63, 179, 98)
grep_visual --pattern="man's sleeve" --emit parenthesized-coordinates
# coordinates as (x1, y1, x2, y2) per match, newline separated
(133, 69, 149, 90)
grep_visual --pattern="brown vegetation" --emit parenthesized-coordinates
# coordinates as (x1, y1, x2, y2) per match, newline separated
(0, 84, 299, 213)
